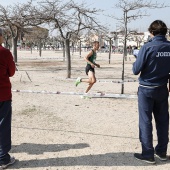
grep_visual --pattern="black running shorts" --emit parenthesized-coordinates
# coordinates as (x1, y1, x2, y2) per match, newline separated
(85, 64, 95, 75)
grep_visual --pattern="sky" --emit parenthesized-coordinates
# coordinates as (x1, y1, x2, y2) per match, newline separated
(1, 0, 170, 32)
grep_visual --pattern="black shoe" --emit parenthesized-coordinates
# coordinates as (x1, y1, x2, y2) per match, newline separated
(134, 153, 156, 164)
(155, 152, 167, 161)
(0, 156, 15, 169)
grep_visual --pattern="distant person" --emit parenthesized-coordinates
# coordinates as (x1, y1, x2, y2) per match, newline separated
(133, 20, 170, 164)
(0, 28, 16, 169)
(75, 41, 100, 93)
(129, 45, 132, 55)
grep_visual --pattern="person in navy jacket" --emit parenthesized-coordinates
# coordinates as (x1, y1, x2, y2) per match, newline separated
(0, 28, 16, 169)
(133, 20, 170, 164)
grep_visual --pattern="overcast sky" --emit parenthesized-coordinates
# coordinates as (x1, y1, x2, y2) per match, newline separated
(1, 0, 170, 32)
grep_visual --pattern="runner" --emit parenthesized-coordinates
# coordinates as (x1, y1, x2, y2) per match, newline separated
(75, 41, 100, 94)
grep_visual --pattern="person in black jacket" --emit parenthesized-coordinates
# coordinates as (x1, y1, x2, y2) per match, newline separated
(133, 20, 170, 164)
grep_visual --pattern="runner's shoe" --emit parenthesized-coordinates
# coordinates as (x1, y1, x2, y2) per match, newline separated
(75, 77, 81, 87)
(80, 95, 91, 99)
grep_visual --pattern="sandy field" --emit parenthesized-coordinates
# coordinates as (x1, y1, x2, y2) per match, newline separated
(8, 49, 170, 170)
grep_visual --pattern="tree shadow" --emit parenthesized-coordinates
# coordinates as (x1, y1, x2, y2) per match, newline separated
(11, 143, 90, 155)
(9, 152, 170, 169)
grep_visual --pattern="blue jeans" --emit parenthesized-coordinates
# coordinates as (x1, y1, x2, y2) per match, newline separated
(138, 85, 169, 158)
(0, 101, 12, 163)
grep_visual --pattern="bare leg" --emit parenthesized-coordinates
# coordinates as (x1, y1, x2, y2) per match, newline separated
(80, 78, 91, 83)
(85, 83, 94, 93)
(83, 71, 96, 93)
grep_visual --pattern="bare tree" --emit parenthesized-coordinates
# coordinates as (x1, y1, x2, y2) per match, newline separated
(2, 28, 12, 49)
(114, 0, 169, 94)
(104, 33, 115, 64)
(36, 0, 103, 78)
(0, 0, 47, 62)
(24, 26, 49, 56)
(0, 1, 35, 62)
(129, 31, 144, 48)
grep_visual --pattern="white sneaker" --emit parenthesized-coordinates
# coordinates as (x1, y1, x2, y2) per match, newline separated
(80, 94, 91, 99)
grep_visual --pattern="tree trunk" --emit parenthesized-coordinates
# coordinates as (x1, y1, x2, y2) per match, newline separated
(65, 39, 71, 78)
(79, 40, 81, 58)
(62, 41, 65, 61)
(72, 42, 74, 56)
(39, 40, 42, 57)
(121, 53, 125, 94)
(121, 11, 128, 94)
(30, 43, 33, 54)
(124, 41, 127, 61)
(109, 38, 112, 64)
(43, 42, 46, 50)
(12, 37, 18, 63)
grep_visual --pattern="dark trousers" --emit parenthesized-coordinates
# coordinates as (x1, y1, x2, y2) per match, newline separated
(138, 85, 169, 158)
(0, 101, 12, 163)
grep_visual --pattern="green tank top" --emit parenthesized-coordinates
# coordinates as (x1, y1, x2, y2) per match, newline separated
(87, 50, 96, 65)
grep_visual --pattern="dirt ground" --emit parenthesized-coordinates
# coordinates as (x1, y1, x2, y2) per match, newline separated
(8, 50, 170, 170)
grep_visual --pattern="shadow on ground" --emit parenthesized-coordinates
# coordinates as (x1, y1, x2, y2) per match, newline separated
(9, 143, 170, 169)
(11, 143, 90, 155)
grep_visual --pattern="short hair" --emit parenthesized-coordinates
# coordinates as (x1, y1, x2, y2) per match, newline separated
(148, 20, 167, 36)
(93, 41, 99, 45)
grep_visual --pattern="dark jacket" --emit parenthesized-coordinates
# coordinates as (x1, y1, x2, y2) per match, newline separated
(132, 35, 170, 86)
(0, 45, 15, 102)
